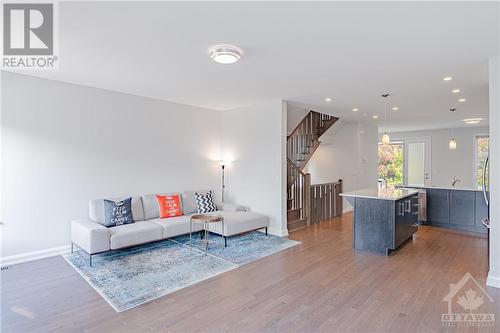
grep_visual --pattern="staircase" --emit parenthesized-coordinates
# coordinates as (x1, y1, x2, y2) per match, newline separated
(287, 111, 339, 230)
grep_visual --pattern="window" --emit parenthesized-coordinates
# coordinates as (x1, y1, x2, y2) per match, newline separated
(474, 135, 489, 189)
(378, 142, 403, 188)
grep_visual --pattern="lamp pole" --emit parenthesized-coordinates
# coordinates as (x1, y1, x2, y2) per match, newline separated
(221, 164, 225, 203)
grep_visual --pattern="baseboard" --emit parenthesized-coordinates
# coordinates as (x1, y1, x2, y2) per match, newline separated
(0, 245, 70, 267)
(343, 207, 353, 214)
(486, 273, 500, 289)
(267, 226, 289, 237)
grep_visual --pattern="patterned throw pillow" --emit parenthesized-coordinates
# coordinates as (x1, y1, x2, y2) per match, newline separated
(103, 198, 134, 227)
(195, 191, 217, 213)
(156, 194, 183, 218)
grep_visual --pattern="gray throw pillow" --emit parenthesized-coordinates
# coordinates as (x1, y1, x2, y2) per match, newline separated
(103, 198, 134, 227)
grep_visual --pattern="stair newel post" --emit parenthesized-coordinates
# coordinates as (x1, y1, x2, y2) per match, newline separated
(305, 173, 311, 226)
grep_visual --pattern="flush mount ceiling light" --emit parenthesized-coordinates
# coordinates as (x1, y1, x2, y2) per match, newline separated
(352, 108, 358, 112)
(392, 107, 399, 111)
(458, 98, 466, 102)
(452, 89, 461, 94)
(462, 118, 483, 125)
(325, 97, 333, 102)
(372, 115, 379, 119)
(443, 76, 453, 81)
(209, 45, 242, 64)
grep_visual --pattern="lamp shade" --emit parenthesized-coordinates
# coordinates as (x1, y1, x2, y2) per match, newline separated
(381, 132, 390, 144)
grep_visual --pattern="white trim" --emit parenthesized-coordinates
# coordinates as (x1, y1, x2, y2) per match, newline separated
(486, 273, 500, 289)
(0, 245, 70, 267)
(268, 226, 288, 237)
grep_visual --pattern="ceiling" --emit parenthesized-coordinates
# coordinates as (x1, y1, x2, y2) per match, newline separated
(9, 1, 500, 132)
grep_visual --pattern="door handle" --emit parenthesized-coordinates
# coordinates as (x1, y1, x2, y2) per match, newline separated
(482, 218, 490, 229)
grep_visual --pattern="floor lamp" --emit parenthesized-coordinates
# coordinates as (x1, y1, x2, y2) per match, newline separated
(219, 161, 226, 202)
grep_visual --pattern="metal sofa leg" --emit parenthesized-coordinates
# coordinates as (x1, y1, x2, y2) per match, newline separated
(71, 242, 74, 253)
(224, 236, 227, 247)
(89, 254, 92, 267)
(265, 227, 268, 236)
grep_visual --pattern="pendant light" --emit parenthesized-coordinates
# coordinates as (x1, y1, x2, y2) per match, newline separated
(381, 94, 390, 144)
(449, 128, 457, 150)
(448, 108, 457, 150)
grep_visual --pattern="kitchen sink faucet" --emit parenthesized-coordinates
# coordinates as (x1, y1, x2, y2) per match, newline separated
(452, 176, 461, 187)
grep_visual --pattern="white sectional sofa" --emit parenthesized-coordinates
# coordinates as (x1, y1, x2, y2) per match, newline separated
(71, 190, 270, 265)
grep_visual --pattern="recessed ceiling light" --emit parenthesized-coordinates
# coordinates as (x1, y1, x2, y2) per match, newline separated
(372, 115, 379, 119)
(452, 89, 460, 94)
(443, 76, 453, 81)
(325, 97, 333, 102)
(392, 107, 399, 111)
(462, 118, 483, 124)
(209, 45, 242, 64)
(458, 98, 466, 102)
(352, 108, 358, 112)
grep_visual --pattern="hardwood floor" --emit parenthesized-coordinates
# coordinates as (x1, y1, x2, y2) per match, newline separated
(2, 213, 498, 333)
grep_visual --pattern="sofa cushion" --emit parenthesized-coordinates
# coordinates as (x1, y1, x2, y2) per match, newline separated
(89, 196, 144, 223)
(142, 193, 180, 220)
(207, 211, 270, 236)
(109, 221, 163, 250)
(149, 215, 203, 239)
(103, 198, 134, 227)
(181, 189, 211, 214)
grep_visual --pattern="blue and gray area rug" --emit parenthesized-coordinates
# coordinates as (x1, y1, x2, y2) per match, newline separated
(63, 231, 300, 312)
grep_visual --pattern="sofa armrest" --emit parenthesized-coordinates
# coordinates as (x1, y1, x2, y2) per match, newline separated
(71, 218, 110, 254)
(217, 203, 247, 212)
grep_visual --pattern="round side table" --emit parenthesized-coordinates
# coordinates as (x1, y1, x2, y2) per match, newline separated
(190, 214, 224, 254)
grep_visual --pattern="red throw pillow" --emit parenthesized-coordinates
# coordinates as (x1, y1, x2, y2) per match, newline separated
(156, 194, 183, 218)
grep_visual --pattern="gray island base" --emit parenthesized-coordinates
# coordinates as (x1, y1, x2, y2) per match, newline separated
(340, 188, 420, 255)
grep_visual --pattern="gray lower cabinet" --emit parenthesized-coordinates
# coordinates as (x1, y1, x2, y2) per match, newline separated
(425, 188, 487, 233)
(394, 195, 419, 249)
(427, 189, 450, 224)
(449, 190, 475, 226)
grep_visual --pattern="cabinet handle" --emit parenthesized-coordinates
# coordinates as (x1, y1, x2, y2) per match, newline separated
(405, 200, 411, 213)
(398, 202, 404, 216)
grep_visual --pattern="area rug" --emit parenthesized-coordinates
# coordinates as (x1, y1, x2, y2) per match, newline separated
(63, 232, 300, 312)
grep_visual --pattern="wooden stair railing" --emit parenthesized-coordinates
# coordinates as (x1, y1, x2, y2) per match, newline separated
(287, 159, 311, 230)
(286, 110, 339, 230)
(310, 180, 343, 225)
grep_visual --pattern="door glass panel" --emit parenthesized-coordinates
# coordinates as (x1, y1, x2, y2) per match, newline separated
(407, 142, 425, 186)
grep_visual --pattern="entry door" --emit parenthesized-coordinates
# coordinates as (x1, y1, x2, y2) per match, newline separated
(404, 138, 431, 187)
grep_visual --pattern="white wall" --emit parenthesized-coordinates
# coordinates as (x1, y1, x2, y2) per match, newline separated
(1, 72, 222, 262)
(286, 104, 308, 135)
(303, 121, 379, 211)
(487, 56, 500, 288)
(388, 126, 489, 188)
(221, 100, 287, 236)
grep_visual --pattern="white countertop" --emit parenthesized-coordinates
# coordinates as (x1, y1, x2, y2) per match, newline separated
(340, 188, 419, 201)
(398, 185, 481, 192)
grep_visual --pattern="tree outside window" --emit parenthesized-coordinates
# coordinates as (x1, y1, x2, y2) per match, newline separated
(475, 135, 489, 189)
(378, 142, 404, 187)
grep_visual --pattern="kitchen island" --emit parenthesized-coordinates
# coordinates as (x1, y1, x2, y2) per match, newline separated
(340, 188, 419, 255)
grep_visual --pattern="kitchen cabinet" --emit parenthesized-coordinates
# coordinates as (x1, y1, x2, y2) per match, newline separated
(427, 189, 450, 224)
(449, 190, 475, 226)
